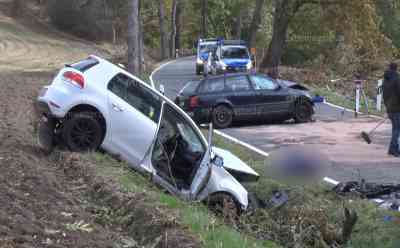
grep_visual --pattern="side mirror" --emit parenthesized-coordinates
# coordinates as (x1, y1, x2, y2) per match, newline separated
(159, 84, 165, 95)
(212, 155, 224, 167)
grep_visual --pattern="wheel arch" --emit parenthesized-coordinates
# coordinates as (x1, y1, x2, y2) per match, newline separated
(203, 191, 243, 214)
(213, 101, 234, 116)
(66, 104, 107, 139)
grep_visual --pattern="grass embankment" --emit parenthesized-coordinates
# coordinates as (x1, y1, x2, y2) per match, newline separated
(311, 85, 386, 117)
(86, 152, 279, 248)
(212, 133, 400, 248)
(85, 131, 400, 248)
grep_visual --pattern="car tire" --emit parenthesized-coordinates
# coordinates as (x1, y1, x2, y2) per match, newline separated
(196, 66, 201, 75)
(212, 105, 233, 129)
(37, 116, 55, 154)
(62, 112, 103, 152)
(206, 193, 240, 217)
(294, 100, 313, 123)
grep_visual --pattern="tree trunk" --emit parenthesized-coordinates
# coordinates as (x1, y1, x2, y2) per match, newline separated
(201, 0, 208, 37)
(260, 0, 304, 78)
(170, 0, 177, 58)
(127, 0, 140, 74)
(175, 0, 183, 54)
(248, 0, 265, 48)
(138, 0, 144, 73)
(11, 0, 23, 16)
(158, 0, 167, 60)
(233, 10, 242, 40)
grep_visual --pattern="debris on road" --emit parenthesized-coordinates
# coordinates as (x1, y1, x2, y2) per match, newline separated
(324, 177, 400, 212)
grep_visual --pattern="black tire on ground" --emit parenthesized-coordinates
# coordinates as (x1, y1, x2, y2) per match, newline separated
(206, 193, 240, 217)
(196, 66, 201, 75)
(62, 112, 103, 152)
(294, 100, 313, 123)
(247, 191, 262, 212)
(212, 105, 233, 129)
(37, 116, 55, 154)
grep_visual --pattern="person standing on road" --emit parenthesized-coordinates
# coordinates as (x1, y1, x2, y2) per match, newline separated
(383, 62, 400, 157)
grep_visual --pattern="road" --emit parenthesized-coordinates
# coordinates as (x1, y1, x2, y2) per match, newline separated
(153, 56, 400, 183)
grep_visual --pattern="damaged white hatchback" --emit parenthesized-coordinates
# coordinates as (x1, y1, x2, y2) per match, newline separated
(36, 55, 259, 213)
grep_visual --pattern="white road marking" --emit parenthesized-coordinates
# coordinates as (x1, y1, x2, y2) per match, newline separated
(149, 60, 175, 89)
(214, 130, 270, 157)
(323, 100, 384, 119)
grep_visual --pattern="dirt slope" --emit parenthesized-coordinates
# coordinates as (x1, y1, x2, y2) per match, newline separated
(0, 1, 200, 247)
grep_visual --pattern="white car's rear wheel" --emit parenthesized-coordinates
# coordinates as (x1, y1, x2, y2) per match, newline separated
(62, 112, 103, 152)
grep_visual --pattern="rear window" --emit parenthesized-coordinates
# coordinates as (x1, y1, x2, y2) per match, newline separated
(69, 57, 99, 72)
(181, 81, 200, 95)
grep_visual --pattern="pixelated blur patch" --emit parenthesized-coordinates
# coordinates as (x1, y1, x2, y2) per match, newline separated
(267, 146, 330, 185)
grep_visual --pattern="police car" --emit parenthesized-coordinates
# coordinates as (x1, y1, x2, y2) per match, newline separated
(210, 40, 253, 74)
(196, 38, 218, 75)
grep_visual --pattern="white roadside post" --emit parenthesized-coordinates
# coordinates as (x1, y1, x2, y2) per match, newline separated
(376, 79, 383, 112)
(354, 79, 362, 117)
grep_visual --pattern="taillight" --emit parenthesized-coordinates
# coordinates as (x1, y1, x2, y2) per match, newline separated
(189, 96, 200, 108)
(62, 71, 85, 89)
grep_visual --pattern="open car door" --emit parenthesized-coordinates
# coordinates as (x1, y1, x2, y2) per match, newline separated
(190, 123, 213, 199)
(151, 103, 211, 199)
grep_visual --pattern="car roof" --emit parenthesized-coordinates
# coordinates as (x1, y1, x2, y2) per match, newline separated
(221, 45, 248, 49)
(202, 72, 255, 81)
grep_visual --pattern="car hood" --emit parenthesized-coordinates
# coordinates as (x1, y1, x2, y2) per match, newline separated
(212, 146, 259, 182)
(222, 58, 249, 67)
(276, 79, 309, 91)
(199, 52, 209, 61)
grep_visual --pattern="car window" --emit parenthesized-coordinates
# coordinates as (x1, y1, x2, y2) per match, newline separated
(199, 78, 225, 93)
(108, 73, 162, 123)
(250, 75, 278, 90)
(222, 47, 249, 59)
(226, 76, 250, 91)
(153, 104, 206, 161)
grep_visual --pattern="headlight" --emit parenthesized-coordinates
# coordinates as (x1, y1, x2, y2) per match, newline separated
(197, 58, 203, 64)
(246, 61, 252, 70)
(220, 61, 227, 70)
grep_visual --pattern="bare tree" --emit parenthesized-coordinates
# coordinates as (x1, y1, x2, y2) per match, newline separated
(260, 0, 304, 78)
(138, 0, 144, 72)
(170, 0, 177, 58)
(175, 0, 184, 53)
(11, 0, 23, 16)
(127, 0, 140, 74)
(233, 9, 243, 39)
(201, 0, 208, 37)
(248, 0, 265, 48)
(158, 0, 167, 59)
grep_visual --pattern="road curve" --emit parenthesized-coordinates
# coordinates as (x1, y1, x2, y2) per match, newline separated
(153, 57, 400, 183)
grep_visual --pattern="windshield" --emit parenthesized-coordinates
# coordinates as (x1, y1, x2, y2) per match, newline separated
(222, 47, 249, 59)
(199, 44, 217, 53)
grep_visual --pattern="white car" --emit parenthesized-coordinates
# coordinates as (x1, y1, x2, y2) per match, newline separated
(36, 55, 259, 213)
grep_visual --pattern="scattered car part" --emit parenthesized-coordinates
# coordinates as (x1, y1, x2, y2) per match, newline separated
(324, 177, 400, 212)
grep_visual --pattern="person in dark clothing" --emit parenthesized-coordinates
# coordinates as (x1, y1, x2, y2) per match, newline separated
(383, 62, 400, 157)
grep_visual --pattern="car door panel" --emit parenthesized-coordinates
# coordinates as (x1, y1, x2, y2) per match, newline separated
(225, 76, 257, 120)
(107, 73, 160, 166)
(108, 92, 157, 166)
(250, 75, 291, 117)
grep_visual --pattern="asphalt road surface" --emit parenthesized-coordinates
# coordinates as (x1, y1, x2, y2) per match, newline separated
(153, 56, 400, 183)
